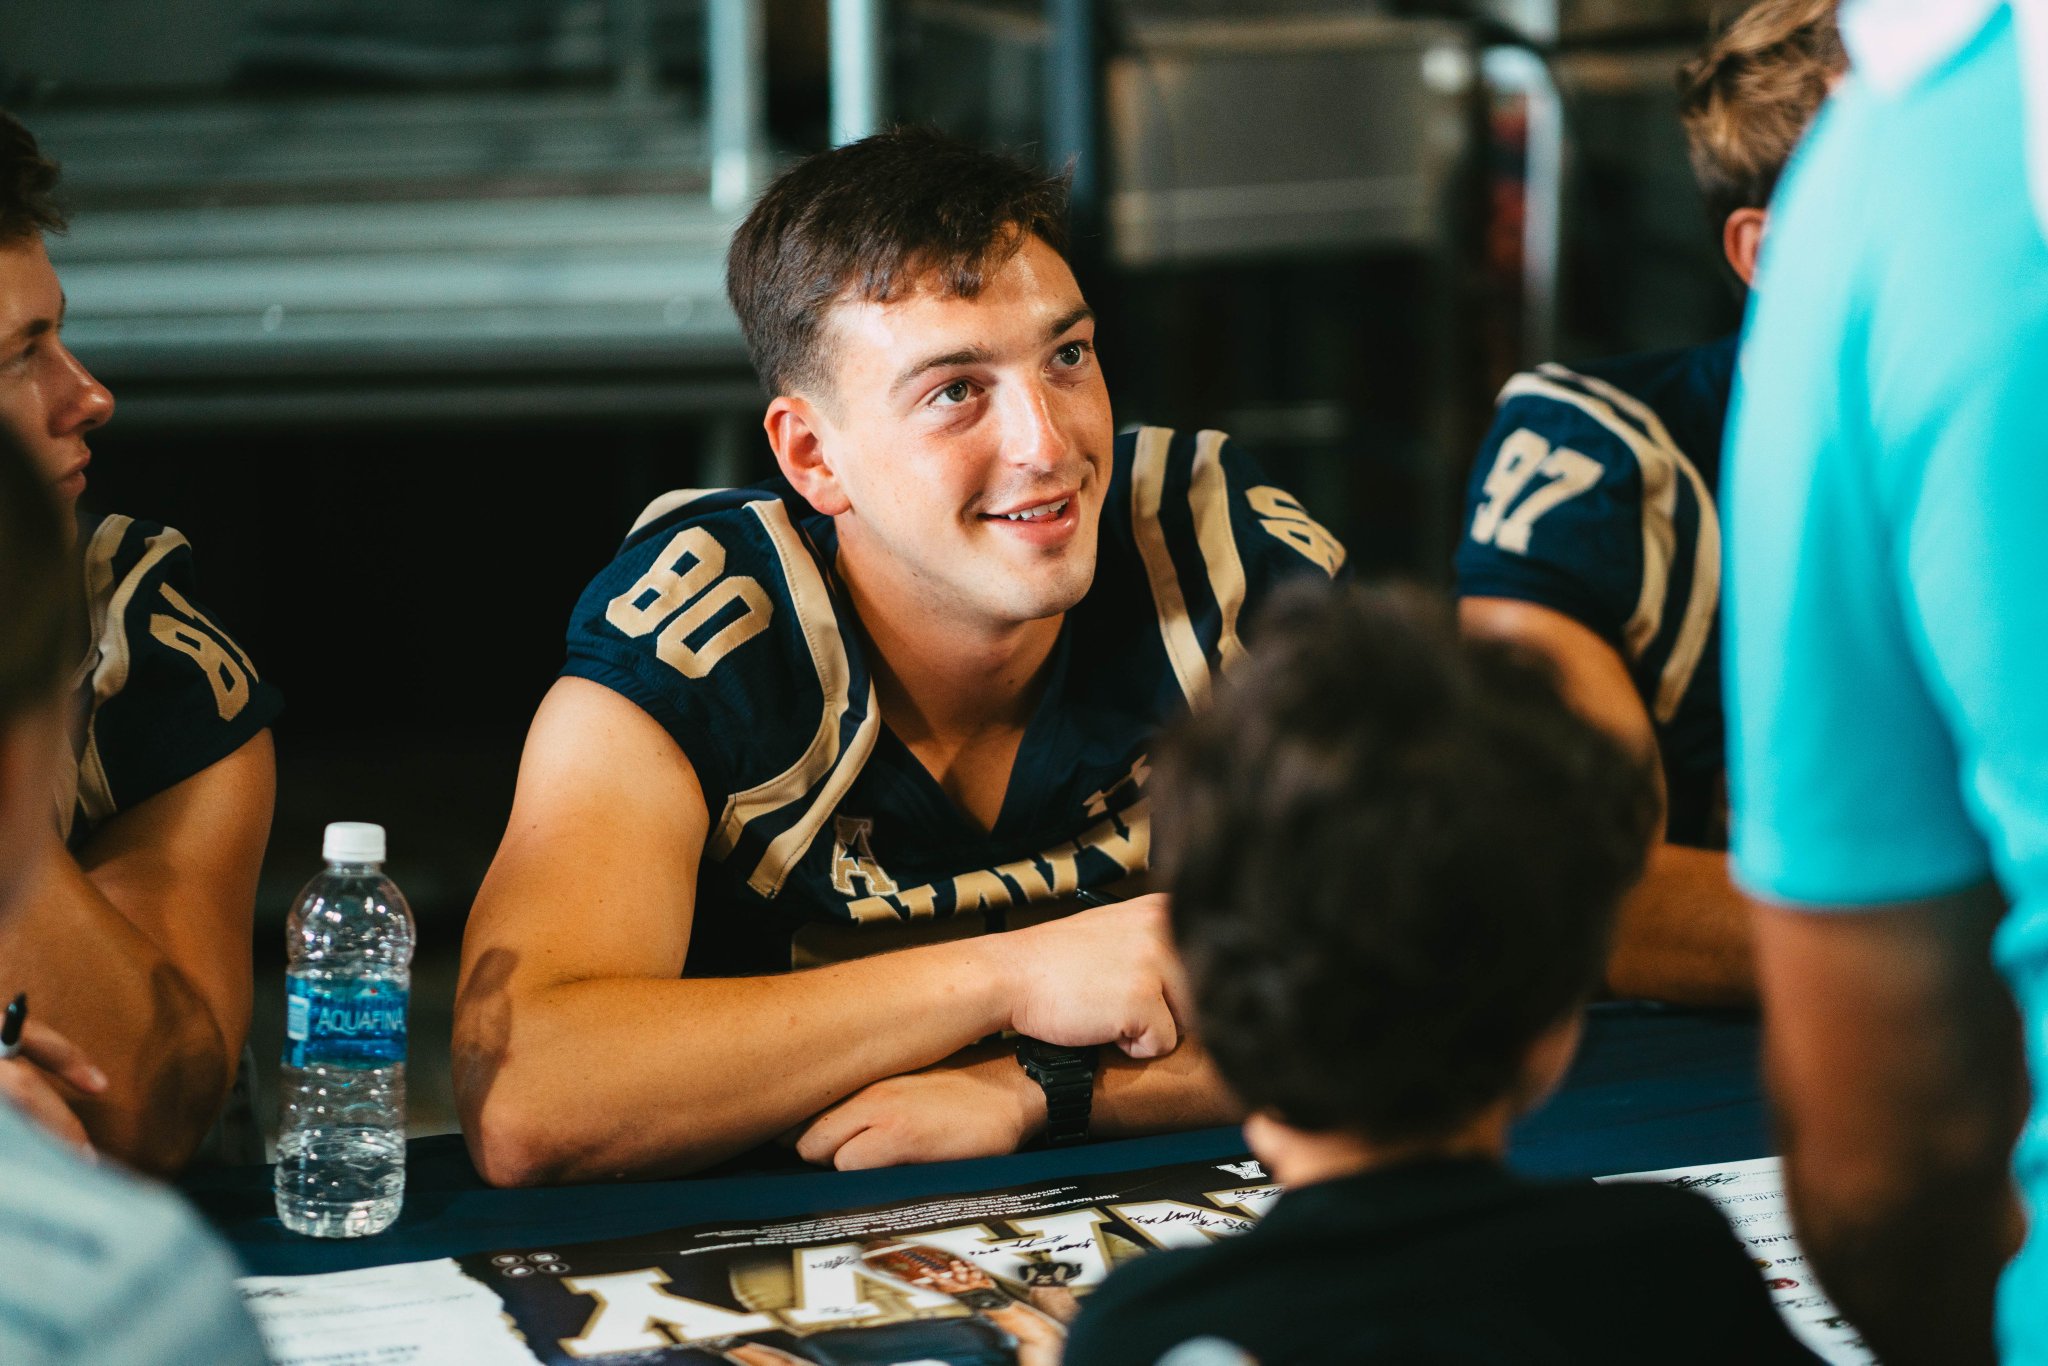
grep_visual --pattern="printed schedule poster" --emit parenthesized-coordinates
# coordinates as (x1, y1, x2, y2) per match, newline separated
(1597, 1156, 1875, 1366)
(239, 1151, 1872, 1364)
(242, 1154, 1282, 1365)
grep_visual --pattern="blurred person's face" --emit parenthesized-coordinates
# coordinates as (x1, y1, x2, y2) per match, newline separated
(0, 235, 113, 513)
(767, 234, 1115, 632)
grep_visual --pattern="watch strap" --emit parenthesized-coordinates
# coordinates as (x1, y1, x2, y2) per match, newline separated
(1017, 1039, 1098, 1146)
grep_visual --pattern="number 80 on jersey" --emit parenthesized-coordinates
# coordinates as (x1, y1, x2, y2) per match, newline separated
(604, 527, 775, 678)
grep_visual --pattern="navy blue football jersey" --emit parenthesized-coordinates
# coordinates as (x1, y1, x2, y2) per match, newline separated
(1454, 335, 1737, 848)
(564, 426, 1346, 975)
(59, 514, 284, 849)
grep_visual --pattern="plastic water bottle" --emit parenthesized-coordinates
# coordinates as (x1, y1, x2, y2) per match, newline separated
(274, 821, 415, 1237)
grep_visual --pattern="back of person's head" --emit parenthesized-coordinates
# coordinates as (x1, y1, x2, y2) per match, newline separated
(1153, 582, 1658, 1143)
(0, 429, 72, 909)
(0, 110, 66, 244)
(1678, 0, 1846, 230)
(726, 126, 1071, 399)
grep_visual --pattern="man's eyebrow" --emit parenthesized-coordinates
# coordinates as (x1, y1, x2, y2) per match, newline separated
(890, 342, 994, 397)
(1044, 305, 1094, 341)
(6, 294, 64, 345)
(888, 306, 1097, 398)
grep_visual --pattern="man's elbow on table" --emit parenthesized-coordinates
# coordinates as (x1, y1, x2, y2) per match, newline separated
(90, 976, 235, 1175)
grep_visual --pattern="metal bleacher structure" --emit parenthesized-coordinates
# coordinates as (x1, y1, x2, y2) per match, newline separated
(30, 0, 889, 475)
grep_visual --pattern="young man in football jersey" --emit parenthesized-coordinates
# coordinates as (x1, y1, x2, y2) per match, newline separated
(0, 433, 270, 1364)
(0, 112, 282, 1172)
(455, 128, 1347, 1184)
(1454, 0, 1844, 1005)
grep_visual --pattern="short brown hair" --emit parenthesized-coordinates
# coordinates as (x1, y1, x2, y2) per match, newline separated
(1154, 582, 1657, 1142)
(726, 127, 1071, 398)
(1678, 0, 1846, 229)
(0, 430, 76, 728)
(0, 109, 66, 243)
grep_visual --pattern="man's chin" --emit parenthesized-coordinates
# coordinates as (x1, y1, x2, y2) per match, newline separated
(987, 563, 1094, 625)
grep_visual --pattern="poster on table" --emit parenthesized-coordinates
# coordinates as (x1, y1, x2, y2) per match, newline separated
(240, 1153, 1871, 1365)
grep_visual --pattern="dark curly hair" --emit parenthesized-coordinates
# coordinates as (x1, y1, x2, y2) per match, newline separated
(726, 126, 1070, 399)
(0, 109, 66, 243)
(1153, 581, 1658, 1143)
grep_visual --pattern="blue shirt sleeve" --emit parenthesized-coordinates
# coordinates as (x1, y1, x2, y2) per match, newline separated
(1726, 60, 2030, 909)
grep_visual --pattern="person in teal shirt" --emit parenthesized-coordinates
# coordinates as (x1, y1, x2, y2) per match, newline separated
(1726, 2, 2048, 1362)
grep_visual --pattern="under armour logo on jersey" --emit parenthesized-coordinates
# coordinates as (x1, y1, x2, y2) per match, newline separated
(829, 816, 898, 898)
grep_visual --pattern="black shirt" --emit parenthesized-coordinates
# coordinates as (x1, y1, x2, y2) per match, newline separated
(1064, 1157, 1821, 1366)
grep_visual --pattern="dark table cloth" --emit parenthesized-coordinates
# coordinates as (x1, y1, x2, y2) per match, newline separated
(186, 1002, 1768, 1278)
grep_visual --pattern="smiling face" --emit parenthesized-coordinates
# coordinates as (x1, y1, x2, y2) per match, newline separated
(771, 233, 1114, 634)
(0, 234, 114, 512)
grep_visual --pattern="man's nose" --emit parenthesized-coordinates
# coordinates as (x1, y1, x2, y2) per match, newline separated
(1004, 379, 1073, 474)
(51, 343, 114, 437)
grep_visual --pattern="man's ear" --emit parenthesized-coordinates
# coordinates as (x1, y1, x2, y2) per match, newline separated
(1723, 206, 1769, 288)
(764, 394, 851, 517)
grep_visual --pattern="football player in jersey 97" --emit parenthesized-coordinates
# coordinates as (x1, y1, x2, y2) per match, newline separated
(0, 112, 282, 1173)
(454, 128, 1346, 1184)
(1453, 0, 1844, 1006)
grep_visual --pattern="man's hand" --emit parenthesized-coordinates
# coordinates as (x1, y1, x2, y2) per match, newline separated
(994, 895, 1189, 1058)
(795, 1044, 1047, 1170)
(0, 1017, 108, 1155)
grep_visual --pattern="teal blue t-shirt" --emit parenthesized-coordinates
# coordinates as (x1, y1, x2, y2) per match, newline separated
(0, 1100, 268, 1363)
(1726, 4, 2048, 1359)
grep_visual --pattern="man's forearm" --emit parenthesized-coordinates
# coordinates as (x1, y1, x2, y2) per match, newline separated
(1603, 842, 1755, 1006)
(457, 933, 1024, 1184)
(0, 843, 233, 1172)
(1093, 1038, 1239, 1137)
(1757, 889, 2026, 1366)
(1786, 1140, 2020, 1366)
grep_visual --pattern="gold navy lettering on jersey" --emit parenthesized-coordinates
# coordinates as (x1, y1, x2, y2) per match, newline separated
(563, 426, 1345, 975)
(58, 514, 282, 848)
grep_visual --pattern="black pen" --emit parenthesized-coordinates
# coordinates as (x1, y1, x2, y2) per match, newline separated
(0, 992, 25, 1060)
(1072, 888, 1112, 908)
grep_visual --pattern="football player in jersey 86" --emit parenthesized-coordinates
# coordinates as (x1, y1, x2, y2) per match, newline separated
(1454, 0, 1845, 1006)
(0, 112, 282, 1173)
(454, 128, 1345, 1184)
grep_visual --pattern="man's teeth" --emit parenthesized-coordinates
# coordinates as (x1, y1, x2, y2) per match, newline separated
(1001, 499, 1069, 522)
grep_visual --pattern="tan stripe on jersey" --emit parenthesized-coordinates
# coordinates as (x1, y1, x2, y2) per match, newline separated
(1187, 428, 1250, 674)
(1496, 372, 1717, 725)
(691, 497, 879, 899)
(1132, 426, 1213, 707)
(1539, 364, 1722, 726)
(74, 518, 189, 826)
(629, 488, 723, 537)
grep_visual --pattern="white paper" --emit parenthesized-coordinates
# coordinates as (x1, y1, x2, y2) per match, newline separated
(1597, 1156, 1875, 1365)
(238, 1258, 544, 1366)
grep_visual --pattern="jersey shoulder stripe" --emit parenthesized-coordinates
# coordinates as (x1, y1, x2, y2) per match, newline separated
(1121, 424, 1346, 709)
(1494, 368, 1721, 722)
(66, 514, 281, 840)
(567, 484, 878, 898)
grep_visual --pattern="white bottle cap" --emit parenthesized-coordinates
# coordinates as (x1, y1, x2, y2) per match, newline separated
(322, 822, 386, 864)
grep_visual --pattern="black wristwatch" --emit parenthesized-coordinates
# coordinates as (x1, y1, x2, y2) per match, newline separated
(1016, 1038, 1099, 1146)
